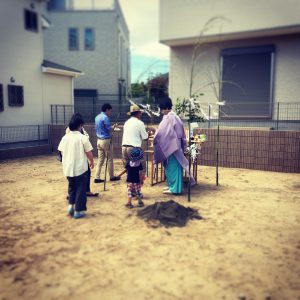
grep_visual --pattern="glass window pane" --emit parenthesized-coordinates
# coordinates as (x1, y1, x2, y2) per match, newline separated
(8, 85, 24, 107)
(85, 28, 94, 50)
(24, 9, 38, 32)
(24, 10, 31, 29)
(69, 28, 78, 50)
(221, 46, 274, 118)
(47, 0, 66, 10)
(0, 84, 3, 112)
(32, 12, 38, 30)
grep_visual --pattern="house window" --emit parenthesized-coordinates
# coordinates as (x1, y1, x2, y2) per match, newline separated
(220, 45, 274, 118)
(47, 0, 66, 11)
(24, 9, 38, 32)
(8, 85, 24, 107)
(69, 28, 79, 50)
(84, 28, 95, 50)
(0, 84, 3, 112)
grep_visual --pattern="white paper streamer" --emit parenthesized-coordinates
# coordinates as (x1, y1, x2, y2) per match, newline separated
(127, 98, 161, 117)
(186, 143, 199, 163)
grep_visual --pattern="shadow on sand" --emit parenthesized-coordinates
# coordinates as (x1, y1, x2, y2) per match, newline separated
(182, 181, 227, 199)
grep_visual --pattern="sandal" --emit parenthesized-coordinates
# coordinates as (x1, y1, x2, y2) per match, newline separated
(125, 202, 134, 209)
(163, 189, 173, 194)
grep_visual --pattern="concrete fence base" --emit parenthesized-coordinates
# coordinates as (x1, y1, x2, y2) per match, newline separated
(1, 124, 299, 173)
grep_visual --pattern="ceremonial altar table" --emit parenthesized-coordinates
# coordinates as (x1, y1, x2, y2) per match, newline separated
(145, 137, 200, 186)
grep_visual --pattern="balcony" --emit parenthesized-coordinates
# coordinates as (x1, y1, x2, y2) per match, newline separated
(47, 0, 114, 11)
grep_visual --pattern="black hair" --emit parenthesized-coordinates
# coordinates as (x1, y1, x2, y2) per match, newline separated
(131, 111, 141, 116)
(68, 113, 84, 131)
(102, 103, 112, 112)
(159, 96, 173, 110)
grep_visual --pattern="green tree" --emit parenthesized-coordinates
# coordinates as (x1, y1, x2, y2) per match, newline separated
(146, 72, 168, 103)
(131, 82, 146, 97)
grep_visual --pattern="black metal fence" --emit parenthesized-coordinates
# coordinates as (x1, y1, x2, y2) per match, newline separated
(51, 94, 162, 125)
(51, 100, 300, 131)
(1, 100, 299, 151)
(203, 102, 300, 130)
(0, 125, 50, 149)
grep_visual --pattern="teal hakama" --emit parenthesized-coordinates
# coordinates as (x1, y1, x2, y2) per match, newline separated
(164, 154, 183, 194)
(154, 111, 196, 195)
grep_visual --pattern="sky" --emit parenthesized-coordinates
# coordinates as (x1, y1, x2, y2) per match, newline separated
(118, 0, 169, 82)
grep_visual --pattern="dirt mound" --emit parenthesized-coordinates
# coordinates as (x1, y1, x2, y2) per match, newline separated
(137, 200, 202, 227)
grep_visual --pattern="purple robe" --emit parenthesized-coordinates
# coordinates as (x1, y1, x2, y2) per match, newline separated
(154, 112, 195, 185)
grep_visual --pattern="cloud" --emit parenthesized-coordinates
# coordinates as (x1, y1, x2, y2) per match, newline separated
(119, 0, 169, 59)
(131, 55, 169, 82)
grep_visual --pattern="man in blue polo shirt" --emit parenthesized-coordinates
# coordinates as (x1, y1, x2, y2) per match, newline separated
(94, 103, 120, 183)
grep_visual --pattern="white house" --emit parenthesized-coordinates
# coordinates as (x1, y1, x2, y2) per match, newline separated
(160, 0, 300, 119)
(0, 0, 82, 128)
(44, 0, 130, 100)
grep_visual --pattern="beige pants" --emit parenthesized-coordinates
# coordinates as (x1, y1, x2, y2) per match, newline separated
(95, 139, 114, 179)
(122, 146, 134, 166)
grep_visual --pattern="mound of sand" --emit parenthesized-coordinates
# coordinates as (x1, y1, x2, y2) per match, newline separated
(137, 200, 202, 227)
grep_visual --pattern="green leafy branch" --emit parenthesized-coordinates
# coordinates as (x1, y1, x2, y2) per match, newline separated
(174, 94, 206, 123)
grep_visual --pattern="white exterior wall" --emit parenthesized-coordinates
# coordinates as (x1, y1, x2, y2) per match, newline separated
(161, 0, 300, 120)
(160, 0, 300, 43)
(117, 23, 130, 92)
(0, 0, 45, 126)
(115, 0, 130, 92)
(0, 0, 74, 127)
(169, 35, 300, 105)
(42, 74, 73, 124)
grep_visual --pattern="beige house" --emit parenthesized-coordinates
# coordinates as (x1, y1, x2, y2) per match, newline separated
(0, 0, 82, 128)
(160, 0, 300, 119)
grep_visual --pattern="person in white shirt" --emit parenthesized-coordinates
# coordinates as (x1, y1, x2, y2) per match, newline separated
(122, 105, 148, 167)
(64, 126, 99, 198)
(58, 113, 94, 219)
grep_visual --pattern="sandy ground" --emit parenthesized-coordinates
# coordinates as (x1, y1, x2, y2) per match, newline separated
(0, 155, 299, 300)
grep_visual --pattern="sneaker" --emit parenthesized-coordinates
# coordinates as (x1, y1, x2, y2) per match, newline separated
(67, 206, 74, 217)
(110, 176, 121, 181)
(125, 202, 134, 209)
(94, 179, 104, 183)
(73, 211, 86, 219)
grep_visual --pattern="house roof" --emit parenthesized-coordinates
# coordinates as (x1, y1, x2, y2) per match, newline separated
(41, 60, 83, 77)
(159, 0, 300, 47)
(160, 24, 300, 47)
(41, 14, 52, 28)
